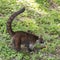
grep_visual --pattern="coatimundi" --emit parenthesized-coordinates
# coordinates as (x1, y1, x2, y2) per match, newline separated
(7, 7, 44, 52)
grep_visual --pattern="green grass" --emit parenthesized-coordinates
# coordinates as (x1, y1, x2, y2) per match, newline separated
(0, 15, 60, 60)
(0, 0, 60, 60)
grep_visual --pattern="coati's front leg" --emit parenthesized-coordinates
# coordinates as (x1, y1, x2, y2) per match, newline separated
(25, 43, 33, 52)
(25, 41, 34, 52)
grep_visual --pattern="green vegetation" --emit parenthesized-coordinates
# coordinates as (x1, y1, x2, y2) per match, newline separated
(0, 0, 60, 60)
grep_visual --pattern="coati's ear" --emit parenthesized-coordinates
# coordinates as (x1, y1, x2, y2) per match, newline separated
(39, 35, 44, 43)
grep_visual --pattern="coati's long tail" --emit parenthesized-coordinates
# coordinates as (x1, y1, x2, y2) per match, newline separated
(7, 7, 25, 36)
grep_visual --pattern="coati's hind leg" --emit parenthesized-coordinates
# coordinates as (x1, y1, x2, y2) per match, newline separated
(13, 39, 21, 51)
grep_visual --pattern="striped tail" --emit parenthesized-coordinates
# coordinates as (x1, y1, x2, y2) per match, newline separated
(7, 7, 25, 36)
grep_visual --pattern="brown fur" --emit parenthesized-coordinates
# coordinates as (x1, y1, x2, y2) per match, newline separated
(7, 7, 44, 52)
